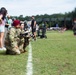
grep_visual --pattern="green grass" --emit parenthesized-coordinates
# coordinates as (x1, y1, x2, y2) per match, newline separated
(0, 51, 28, 75)
(32, 30, 76, 75)
(0, 30, 76, 75)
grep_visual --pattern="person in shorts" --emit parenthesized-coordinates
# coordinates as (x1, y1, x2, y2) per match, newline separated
(31, 16, 36, 41)
(0, 7, 7, 50)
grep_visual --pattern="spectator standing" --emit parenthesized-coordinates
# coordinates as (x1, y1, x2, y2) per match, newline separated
(73, 19, 76, 36)
(6, 15, 13, 29)
(31, 16, 36, 41)
(36, 24, 40, 37)
(5, 15, 13, 39)
(0, 7, 7, 50)
(56, 23, 59, 27)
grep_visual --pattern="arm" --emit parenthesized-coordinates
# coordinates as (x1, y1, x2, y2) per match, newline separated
(34, 21, 36, 27)
(0, 14, 3, 24)
(5, 23, 10, 26)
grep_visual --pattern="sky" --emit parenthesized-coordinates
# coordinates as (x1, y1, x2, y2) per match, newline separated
(0, 0, 76, 16)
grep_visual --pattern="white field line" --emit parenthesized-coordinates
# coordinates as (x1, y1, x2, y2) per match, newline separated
(26, 43, 33, 75)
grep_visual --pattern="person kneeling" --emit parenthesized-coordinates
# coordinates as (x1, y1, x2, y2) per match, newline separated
(5, 20, 27, 55)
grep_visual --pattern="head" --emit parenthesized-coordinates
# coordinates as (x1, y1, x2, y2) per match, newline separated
(12, 17, 16, 21)
(20, 23, 24, 30)
(7, 15, 11, 19)
(13, 20, 20, 28)
(0, 7, 7, 20)
(31, 16, 35, 20)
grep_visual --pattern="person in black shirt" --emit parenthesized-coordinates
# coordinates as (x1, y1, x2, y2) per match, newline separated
(31, 16, 36, 40)
(73, 19, 76, 36)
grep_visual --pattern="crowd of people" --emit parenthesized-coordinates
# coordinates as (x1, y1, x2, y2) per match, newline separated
(1, 7, 75, 55)
(0, 7, 47, 55)
(0, 7, 32, 54)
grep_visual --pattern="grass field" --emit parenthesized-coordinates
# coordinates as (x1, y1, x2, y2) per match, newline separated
(0, 30, 76, 75)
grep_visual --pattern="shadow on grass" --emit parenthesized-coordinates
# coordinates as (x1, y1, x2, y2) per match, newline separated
(0, 51, 26, 56)
(0, 51, 18, 56)
(0, 51, 13, 56)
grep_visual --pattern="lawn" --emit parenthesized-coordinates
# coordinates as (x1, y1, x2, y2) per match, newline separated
(0, 30, 76, 75)
(0, 50, 28, 75)
(32, 30, 76, 75)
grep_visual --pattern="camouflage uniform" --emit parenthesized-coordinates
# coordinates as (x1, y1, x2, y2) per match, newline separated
(5, 27, 26, 55)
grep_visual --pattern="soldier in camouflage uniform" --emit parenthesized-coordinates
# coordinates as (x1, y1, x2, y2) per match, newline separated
(5, 20, 27, 55)
(20, 22, 30, 51)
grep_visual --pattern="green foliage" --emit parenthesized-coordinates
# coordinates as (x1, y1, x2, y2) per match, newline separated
(12, 8, 76, 29)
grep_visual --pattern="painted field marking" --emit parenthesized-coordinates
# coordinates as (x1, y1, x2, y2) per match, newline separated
(26, 43, 33, 75)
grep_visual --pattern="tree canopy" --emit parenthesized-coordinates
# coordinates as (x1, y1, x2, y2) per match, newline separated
(12, 8, 76, 29)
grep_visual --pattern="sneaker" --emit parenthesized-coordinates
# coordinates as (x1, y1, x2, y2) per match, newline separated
(2, 47, 6, 51)
(0, 48, 3, 50)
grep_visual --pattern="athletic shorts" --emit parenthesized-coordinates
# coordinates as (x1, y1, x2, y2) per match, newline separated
(32, 28, 36, 33)
(0, 25, 5, 32)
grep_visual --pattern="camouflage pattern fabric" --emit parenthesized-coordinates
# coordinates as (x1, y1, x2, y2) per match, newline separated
(5, 27, 26, 55)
